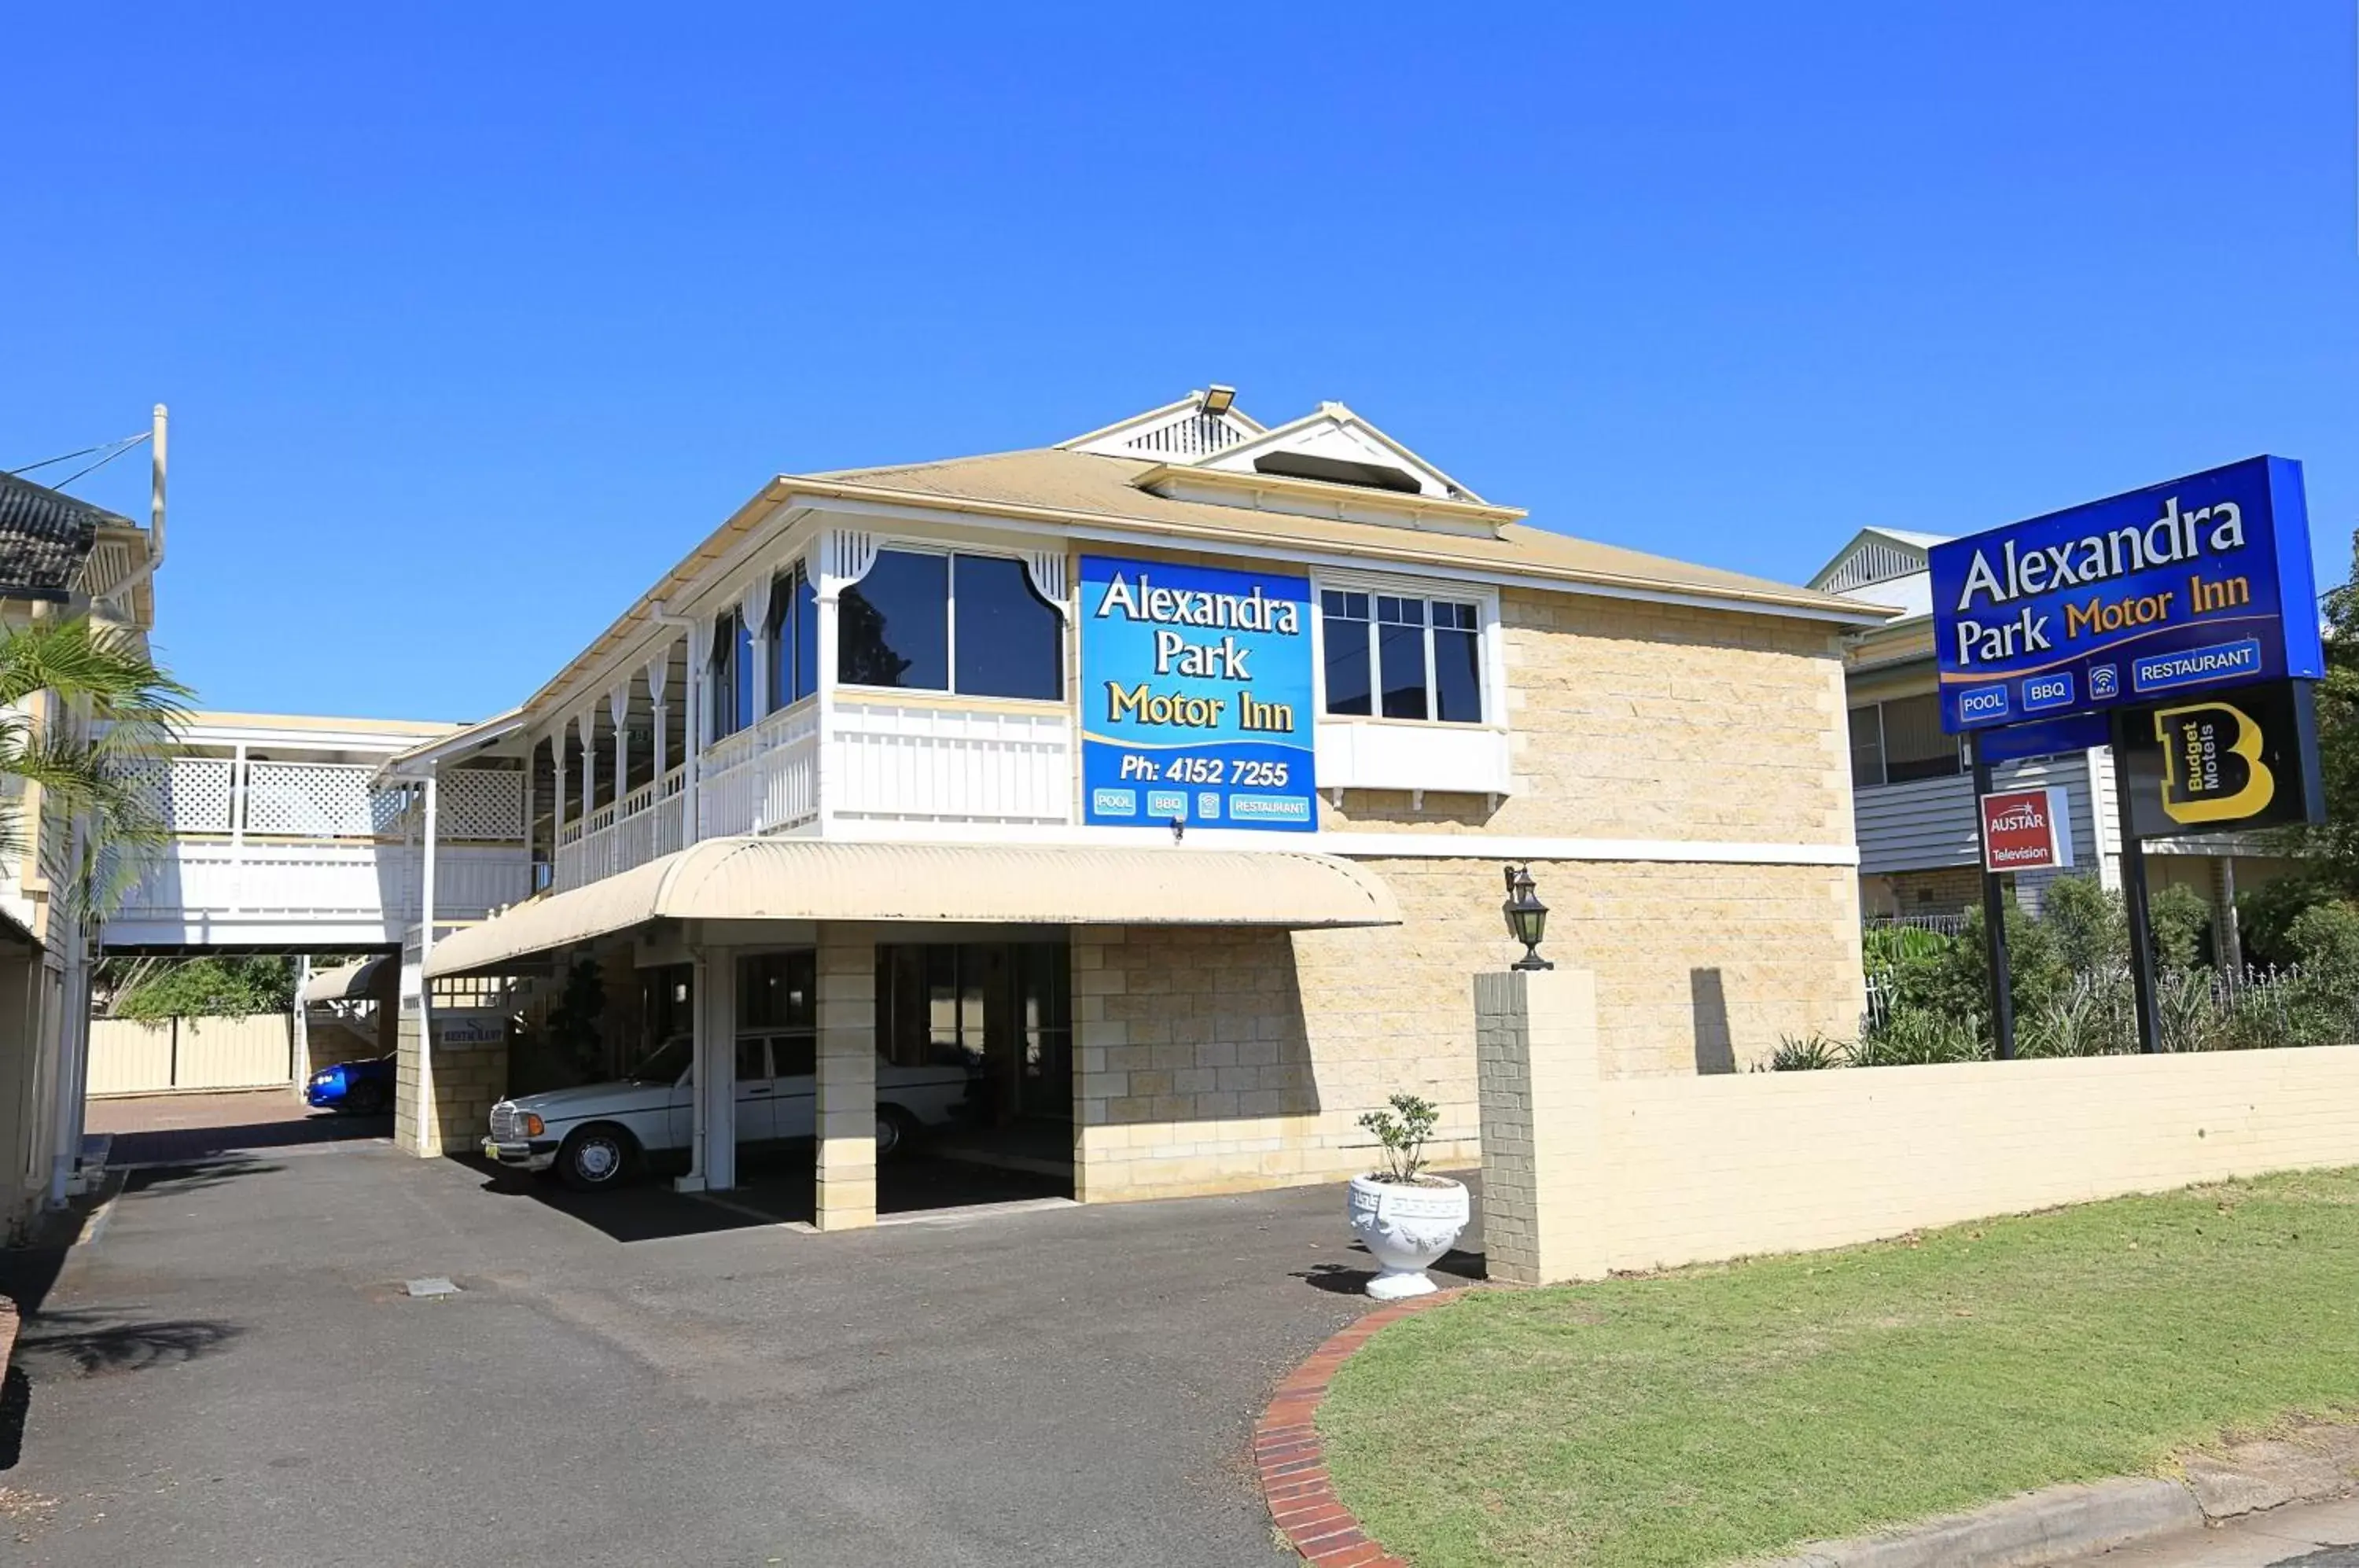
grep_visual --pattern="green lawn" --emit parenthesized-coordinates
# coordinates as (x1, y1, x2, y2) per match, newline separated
(1316, 1169, 2359, 1567)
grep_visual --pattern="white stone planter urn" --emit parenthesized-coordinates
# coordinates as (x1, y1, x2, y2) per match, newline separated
(1346, 1174, 1471, 1299)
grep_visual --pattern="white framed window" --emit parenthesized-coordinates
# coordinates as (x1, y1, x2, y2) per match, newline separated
(1317, 583, 1489, 724)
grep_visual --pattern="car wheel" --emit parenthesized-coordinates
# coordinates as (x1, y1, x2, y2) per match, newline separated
(345, 1081, 388, 1116)
(557, 1124, 639, 1191)
(875, 1106, 922, 1163)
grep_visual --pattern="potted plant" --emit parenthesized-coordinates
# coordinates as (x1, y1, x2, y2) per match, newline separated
(1345, 1093, 1470, 1300)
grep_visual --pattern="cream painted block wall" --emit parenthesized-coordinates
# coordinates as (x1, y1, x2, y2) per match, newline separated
(1474, 981, 2359, 1282)
(1592, 1047, 2359, 1275)
(394, 1011, 509, 1158)
(815, 927, 878, 1230)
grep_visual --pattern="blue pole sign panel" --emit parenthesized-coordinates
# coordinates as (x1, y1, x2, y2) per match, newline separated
(1079, 555, 1317, 830)
(1930, 457, 2324, 734)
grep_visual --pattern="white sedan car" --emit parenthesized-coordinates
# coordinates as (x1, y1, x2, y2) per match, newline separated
(483, 1032, 973, 1191)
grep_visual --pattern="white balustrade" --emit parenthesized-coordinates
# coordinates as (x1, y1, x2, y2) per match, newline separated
(700, 704, 819, 839)
(830, 701, 1070, 824)
(550, 766, 694, 892)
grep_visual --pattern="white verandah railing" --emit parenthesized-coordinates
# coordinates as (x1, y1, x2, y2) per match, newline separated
(554, 764, 694, 893)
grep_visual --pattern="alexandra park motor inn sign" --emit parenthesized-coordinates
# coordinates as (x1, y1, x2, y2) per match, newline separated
(1978, 786, 2073, 873)
(1930, 457, 2324, 733)
(1078, 555, 1317, 831)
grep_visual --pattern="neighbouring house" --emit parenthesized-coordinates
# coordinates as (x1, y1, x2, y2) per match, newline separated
(0, 444, 163, 1240)
(377, 387, 1890, 1225)
(1812, 525, 2302, 958)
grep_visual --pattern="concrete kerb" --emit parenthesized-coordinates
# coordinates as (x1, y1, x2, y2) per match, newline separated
(1758, 1421, 2359, 1568)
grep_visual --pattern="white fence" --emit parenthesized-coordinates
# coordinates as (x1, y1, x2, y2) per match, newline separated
(87, 1013, 297, 1095)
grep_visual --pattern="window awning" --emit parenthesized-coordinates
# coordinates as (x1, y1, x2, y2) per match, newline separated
(300, 954, 392, 1003)
(421, 837, 1400, 980)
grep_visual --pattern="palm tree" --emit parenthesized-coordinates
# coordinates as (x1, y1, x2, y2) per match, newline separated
(0, 614, 193, 924)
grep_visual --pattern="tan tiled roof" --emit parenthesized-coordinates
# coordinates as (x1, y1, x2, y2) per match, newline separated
(523, 444, 1886, 723)
(803, 447, 1876, 618)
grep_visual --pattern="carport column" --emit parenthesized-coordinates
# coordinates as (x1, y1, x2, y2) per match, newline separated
(814, 928, 877, 1230)
(686, 940, 738, 1192)
(1474, 968, 1606, 1286)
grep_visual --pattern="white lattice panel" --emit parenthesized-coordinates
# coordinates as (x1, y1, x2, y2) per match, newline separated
(243, 762, 377, 837)
(123, 756, 234, 833)
(443, 767, 524, 841)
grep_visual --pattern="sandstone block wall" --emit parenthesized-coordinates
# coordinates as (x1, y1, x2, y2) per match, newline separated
(394, 1010, 510, 1158)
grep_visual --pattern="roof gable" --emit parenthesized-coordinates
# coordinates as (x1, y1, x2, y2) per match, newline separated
(1190, 402, 1481, 505)
(1060, 393, 1267, 462)
(1809, 526, 1950, 595)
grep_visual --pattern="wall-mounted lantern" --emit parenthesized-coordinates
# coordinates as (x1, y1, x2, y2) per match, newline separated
(1501, 863, 1553, 972)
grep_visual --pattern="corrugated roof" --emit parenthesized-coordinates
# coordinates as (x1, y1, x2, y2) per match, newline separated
(423, 838, 1400, 977)
(0, 470, 120, 601)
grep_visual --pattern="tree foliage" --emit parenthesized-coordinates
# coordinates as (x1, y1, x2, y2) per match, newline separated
(104, 955, 296, 1020)
(0, 614, 192, 922)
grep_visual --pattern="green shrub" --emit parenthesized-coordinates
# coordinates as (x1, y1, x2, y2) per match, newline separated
(2239, 874, 2336, 969)
(1767, 1032, 1845, 1071)
(2041, 876, 2126, 976)
(2148, 883, 2213, 970)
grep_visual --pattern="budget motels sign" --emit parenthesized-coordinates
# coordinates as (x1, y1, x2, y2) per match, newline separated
(1929, 457, 2324, 733)
(1979, 786, 2073, 873)
(1077, 555, 1317, 831)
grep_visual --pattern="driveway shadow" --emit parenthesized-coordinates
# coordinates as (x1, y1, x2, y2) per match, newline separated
(3, 1307, 243, 1472)
(457, 1148, 1072, 1242)
(109, 1113, 388, 1166)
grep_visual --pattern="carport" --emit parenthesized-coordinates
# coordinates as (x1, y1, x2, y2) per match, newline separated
(419, 837, 1397, 1228)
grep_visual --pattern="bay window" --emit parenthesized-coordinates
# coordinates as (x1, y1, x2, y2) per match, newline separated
(838, 548, 1062, 701)
(765, 563, 819, 712)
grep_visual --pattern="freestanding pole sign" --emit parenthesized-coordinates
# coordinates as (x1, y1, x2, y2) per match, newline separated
(1930, 457, 2326, 1055)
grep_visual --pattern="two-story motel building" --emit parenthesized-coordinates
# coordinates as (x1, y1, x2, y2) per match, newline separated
(401, 390, 1888, 1227)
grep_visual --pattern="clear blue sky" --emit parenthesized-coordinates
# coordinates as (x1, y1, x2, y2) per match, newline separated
(7, 3, 2353, 720)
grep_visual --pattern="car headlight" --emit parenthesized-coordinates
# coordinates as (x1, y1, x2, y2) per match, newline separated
(521, 1113, 545, 1137)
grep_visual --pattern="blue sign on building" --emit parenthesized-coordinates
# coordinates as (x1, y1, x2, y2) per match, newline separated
(1079, 555, 1317, 831)
(1930, 457, 2324, 733)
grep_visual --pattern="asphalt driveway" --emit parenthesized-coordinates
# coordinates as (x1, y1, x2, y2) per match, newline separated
(2, 1135, 1476, 1566)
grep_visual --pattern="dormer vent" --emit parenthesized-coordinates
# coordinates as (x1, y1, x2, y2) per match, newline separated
(1251, 452, 1423, 494)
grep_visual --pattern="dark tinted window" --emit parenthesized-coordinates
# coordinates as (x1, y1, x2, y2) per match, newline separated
(738, 949, 815, 1030)
(709, 609, 748, 738)
(953, 555, 1062, 700)
(1433, 601, 1482, 723)
(839, 550, 948, 690)
(1376, 596, 1428, 720)
(1321, 590, 1371, 716)
(773, 1034, 816, 1078)
(767, 565, 820, 711)
(734, 1034, 768, 1084)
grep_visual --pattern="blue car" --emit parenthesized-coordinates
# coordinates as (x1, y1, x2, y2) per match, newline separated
(307, 1055, 394, 1114)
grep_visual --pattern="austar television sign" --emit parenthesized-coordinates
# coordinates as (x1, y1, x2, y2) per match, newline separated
(1930, 457, 2324, 733)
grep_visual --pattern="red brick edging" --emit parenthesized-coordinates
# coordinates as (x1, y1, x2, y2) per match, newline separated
(1254, 1292, 1457, 1566)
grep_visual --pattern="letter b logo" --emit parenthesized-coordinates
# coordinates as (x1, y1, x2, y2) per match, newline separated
(2154, 700, 2275, 825)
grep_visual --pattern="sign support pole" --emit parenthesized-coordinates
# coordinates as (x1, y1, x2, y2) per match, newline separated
(1968, 736, 2017, 1062)
(2108, 711, 2162, 1055)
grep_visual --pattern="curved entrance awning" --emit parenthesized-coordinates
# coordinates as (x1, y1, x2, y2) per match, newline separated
(422, 837, 1400, 980)
(300, 954, 392, 1003)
